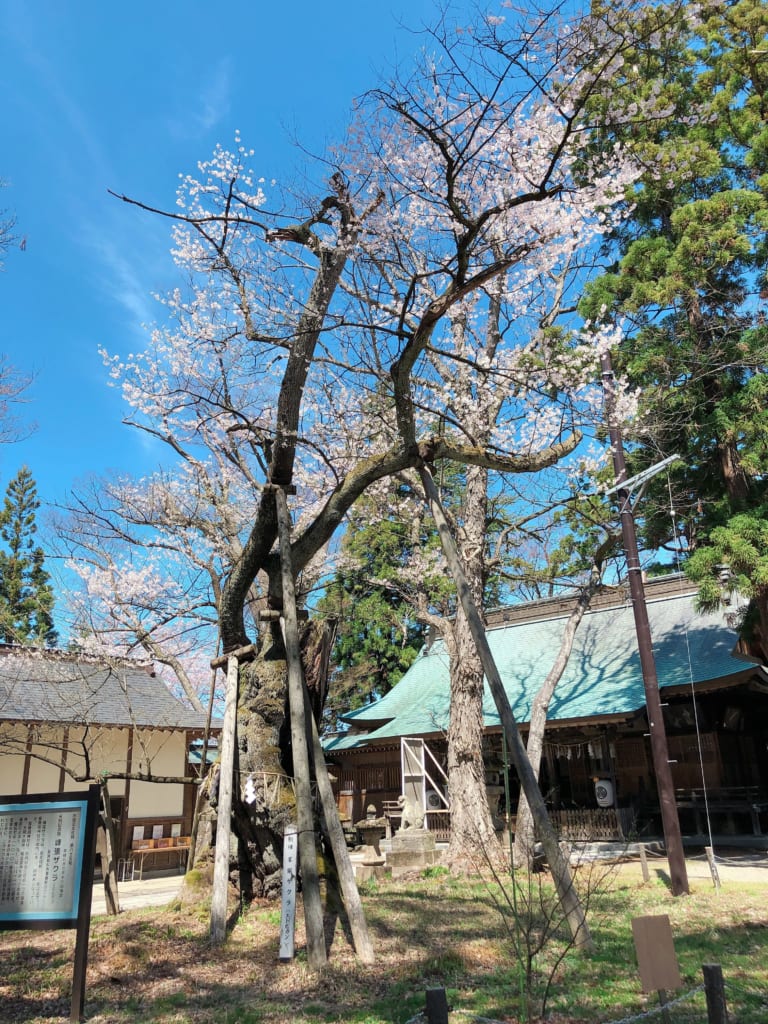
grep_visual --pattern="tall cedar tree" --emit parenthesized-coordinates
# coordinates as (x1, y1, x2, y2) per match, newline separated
(581, 0, 768, 652)
(0, 467, 57, 646)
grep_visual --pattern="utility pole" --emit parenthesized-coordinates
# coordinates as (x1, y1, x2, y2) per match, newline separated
(601, 353, 689, 896)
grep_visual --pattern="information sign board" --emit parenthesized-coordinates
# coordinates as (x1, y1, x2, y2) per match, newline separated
(631, 914, 682, 993)
(0, 786, 100, 1021)
(0, 798, 90, 925)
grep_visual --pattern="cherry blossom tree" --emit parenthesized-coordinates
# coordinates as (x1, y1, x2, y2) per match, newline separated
(61, 2, 677, 893)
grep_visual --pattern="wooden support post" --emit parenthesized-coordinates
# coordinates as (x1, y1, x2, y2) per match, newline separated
(705, 846, 721, 890)
(425, 987, 450, 1024)
(639, 843, 650, 883)
(210, 654, 239, 944)
(657, 989, 671, 1024)
(275, 486, 327, 969)
(305, 686, 375, 962)
(702, 963, 729, 1024)
(71, 785, 101, 1022)
(419, 465, 593, 951)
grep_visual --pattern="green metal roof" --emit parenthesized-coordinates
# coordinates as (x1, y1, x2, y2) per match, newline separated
(324, 585, 756, 753)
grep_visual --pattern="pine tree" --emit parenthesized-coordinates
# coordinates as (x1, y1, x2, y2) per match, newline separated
(0, 466, 57, 646)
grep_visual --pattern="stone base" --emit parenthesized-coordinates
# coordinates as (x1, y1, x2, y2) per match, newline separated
(356, 863, 389, 883)
(390, 827, 436, 852)
(386, 848, 441, 877)
(387, 828, 441, 876)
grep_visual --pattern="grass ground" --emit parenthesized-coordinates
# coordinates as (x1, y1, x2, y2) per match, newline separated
(1, 863, 766, 1023)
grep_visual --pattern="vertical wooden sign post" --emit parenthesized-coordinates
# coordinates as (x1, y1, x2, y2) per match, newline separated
(631, 914, 682, 1024)
(279, 824, 298, 961)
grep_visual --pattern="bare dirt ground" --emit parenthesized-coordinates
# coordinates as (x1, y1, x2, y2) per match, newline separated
(2, 851, 765, 1024)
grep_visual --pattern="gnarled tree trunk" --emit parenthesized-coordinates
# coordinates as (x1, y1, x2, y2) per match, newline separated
(446, 463, 501, 865)
(188, 616, 335, 903)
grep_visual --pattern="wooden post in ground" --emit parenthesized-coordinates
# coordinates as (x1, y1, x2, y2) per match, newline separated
(210, 653, 239, 944)
(419, 465, 593, 951)
(639, 844, 650, 882)
(705, 846, 721, 890)
(657, 989, 671, 1024)
(305, 688, 375, 962)
(274, 485, 327, 969)
(189, 664, 219, 869)
(702, 963, 729, 1024)
(425, 987, 450, 1024)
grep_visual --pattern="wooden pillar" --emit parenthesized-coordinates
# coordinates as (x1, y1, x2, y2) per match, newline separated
(305, 687, 374, 962)
(274, 486, 326, 969)
(21, 725, 33, 794)
(210, 654, 239, 944)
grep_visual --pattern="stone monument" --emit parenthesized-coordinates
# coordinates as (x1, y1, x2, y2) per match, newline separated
(386, 794, 441, 876)
(354, 805, 388, 882)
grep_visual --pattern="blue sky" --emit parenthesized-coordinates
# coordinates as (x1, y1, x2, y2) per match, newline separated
(0, 0, 439, 513)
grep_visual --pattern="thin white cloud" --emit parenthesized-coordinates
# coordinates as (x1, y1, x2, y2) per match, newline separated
(84, 227, 159, 327)
(169, 58, 232, 140)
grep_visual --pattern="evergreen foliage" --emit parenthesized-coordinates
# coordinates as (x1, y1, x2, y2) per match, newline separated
(0, 466, 57, 646)
(582, 0, 768, 650)
(319, 481, 454, 725)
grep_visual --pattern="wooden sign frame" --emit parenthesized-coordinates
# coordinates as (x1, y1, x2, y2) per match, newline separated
(0, 785, 100, 1022)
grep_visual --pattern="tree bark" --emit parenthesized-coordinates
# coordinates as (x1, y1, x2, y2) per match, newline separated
(97, 781, 120, 915)
(513, 558, 607, 869)
(446, 463, 501, 865)
(420, 464, 593, 950)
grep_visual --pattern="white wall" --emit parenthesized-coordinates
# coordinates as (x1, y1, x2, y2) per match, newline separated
(128, 728, 186, 818)
(0, 722, 187, 819)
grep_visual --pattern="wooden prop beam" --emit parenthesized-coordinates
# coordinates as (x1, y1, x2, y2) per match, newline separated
(419, 465, 593, 950)
(304, 683, 375, 962)
(210, 643, 258, 670)
(210, 654, 239, 944)
(275, 486, 327, 969)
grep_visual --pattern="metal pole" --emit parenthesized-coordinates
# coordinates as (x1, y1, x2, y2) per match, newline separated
(600, 353, 689, 896)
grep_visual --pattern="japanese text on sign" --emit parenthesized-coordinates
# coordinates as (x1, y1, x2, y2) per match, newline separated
(0, 804, 85, 921)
